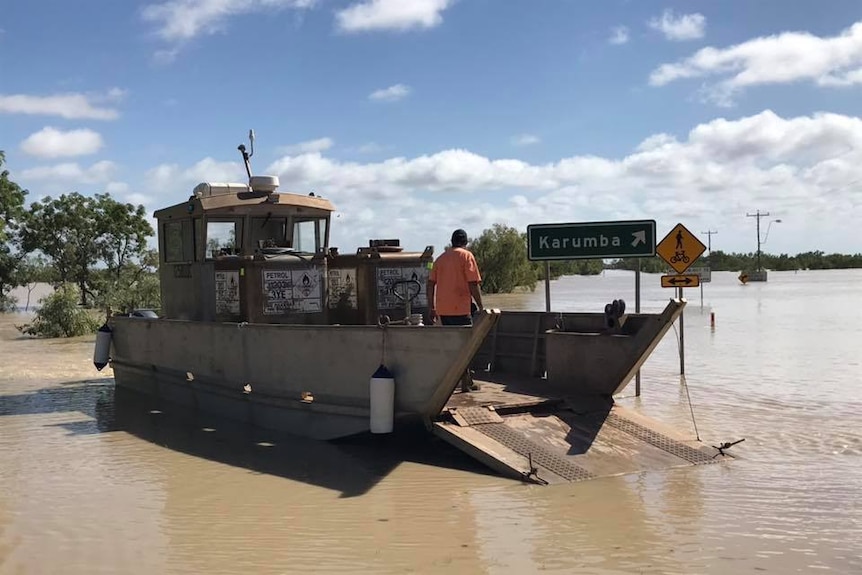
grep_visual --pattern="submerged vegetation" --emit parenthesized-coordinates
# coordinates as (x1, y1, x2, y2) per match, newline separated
(1, 151, 158, 336)
(17, 285, 100, 338)
(469, 224, 602, 294)
(610, 250, 862, 273)
(3, 146, 861, 332)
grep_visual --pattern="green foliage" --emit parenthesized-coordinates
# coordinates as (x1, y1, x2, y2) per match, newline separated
(470, 224, 539, 294)
(608, 257, 672, 273)
(13, 255, 52, 312)
(0, 151, 27, 243)
(537, 259, 604, 279)
(21, 192, 154, 306)
(0, 151, 29, 308)
(91, 248, 161, 313)
(0, 289, 17, 312)
(609, 250, 862, 272)
(468, 224, 612, 293)
(702, 250, 862, 271)
(17, 285, 100, 338)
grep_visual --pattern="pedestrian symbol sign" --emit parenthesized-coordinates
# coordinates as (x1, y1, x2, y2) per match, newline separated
(656, 223, 706, 274)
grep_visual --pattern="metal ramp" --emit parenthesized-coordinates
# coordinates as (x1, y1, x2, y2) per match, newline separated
(432, 379, 724, 485)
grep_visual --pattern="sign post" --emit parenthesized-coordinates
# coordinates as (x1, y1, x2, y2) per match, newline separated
(527, 219, 657, 313)
(635, 258, 641, 396)
(656, 223, 707, 376)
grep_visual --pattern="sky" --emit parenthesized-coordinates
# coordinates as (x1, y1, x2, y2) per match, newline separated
(2, 0, 862, 256)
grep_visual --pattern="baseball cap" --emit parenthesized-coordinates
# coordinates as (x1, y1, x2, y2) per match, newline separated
(451, 228, 468, 246)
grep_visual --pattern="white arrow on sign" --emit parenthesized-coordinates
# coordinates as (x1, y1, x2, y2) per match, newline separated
(631, 230, 646, 247)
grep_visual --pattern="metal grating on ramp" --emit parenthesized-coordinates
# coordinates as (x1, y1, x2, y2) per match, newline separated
(602, 413, 719, 465)
(450, 406, 504, 426)
(476, 423, 596, 482)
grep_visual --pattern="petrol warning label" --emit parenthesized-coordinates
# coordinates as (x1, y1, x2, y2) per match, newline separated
(215, 271, 240, 315)
(376, 266, 429, 310)
(328, 268, 358, 309)
(262, 268, 322, 314)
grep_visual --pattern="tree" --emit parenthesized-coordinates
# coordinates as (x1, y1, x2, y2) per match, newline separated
(91, 248, 160, 313)
(609, 256, 670, 273)
(470, 224, 538, 294)
(17, 284, 99, 338)
(94, 194, 153, 286)
(539, 259, 604, 279)
(16, 255, 52, 312)
(21, 192, 154, 306)
(0, 151, 28, 311)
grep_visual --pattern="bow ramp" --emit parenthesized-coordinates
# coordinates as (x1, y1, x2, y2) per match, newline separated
(432, 300, 728, 484)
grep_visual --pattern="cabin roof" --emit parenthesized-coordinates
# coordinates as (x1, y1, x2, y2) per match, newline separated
(154, 186, 335, 220)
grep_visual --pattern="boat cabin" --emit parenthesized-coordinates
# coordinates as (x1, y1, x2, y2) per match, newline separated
(154, 175, 433, 324)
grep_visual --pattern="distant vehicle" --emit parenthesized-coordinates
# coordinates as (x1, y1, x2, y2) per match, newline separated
(128, 309, 159, 318)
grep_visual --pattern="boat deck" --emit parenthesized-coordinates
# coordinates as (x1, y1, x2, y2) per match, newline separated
(433, 373, 726, 484)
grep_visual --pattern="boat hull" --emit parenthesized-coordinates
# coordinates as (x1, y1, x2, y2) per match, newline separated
(109, 311, 499, 440)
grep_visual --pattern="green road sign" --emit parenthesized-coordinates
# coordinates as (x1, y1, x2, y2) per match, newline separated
(527, 220, 656, 261)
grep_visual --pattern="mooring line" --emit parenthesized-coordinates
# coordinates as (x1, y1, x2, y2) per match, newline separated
(671, 322, 701, 441)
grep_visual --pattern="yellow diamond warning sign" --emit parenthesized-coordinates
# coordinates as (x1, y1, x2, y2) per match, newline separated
(656, 223, 706, 274)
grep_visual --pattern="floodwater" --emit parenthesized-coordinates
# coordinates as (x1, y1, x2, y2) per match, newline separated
(1, 270, 861, 574)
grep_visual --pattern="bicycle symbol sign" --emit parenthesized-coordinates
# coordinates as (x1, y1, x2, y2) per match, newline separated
(656, 223, 706, 274)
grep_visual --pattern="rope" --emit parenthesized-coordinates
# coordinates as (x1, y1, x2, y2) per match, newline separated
(380, 323, 387, 367)
(671, 322, 701, 441)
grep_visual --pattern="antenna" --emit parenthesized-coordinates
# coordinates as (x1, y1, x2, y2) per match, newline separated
(238, 129, 255, 181)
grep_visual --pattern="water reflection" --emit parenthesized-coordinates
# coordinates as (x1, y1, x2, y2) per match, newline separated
(3, 271, 862, 574)
(0, 380, 494, 498)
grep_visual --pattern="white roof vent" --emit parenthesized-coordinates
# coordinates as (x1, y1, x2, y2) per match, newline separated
(250, 175, 280, 194)
(193, 182, 251, 198)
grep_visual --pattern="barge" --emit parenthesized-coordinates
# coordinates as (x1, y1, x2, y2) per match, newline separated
(103, 133, 732, 484)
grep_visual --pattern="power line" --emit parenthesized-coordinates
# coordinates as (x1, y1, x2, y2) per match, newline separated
(746, 210, 770, 271)
(700, 230, 717, 253)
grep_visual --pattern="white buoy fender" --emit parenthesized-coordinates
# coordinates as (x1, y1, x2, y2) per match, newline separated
(93, 323, 112, 371)
(369, 364, 395, 434)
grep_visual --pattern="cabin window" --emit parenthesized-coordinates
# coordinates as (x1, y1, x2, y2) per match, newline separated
(251, 216, 289, 250)
(206, 220, 241, 258)
(164, 221, 184, 262)
(292, 219, 319, 253)
(164, 220, 195, 262)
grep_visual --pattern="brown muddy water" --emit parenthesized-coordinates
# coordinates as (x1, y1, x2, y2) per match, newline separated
(1, 271, 861, 574)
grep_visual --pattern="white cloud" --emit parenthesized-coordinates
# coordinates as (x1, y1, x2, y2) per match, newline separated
(19, 161, 117, 184)
(651, 21, 862, 105)
(135, 110, 862, 255)
(103, 182, 129, 194)
(276, 137, 334, 155)
(511, 134, 540, 147)
(20, 127, 104, 158)
(145, 157, 246, 190)
(0, 90, 122, 120)
(105, 88, 127, 101)
(356, 142, 384, 154)
(141, 0, 317, 42)
(336, 0, 452, 33)
(153, 47, 180, 65)
(609, 26, 630, 46)
(648, 10, 706, 41)
(369, 84, 411, 102)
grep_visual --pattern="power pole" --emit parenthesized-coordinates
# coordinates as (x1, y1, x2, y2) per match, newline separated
(700, 230, 718, 254)
(746, 211, 769, 271)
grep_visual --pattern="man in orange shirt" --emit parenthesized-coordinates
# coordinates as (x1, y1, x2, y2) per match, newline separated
(427, 228, 484, 326)
(427, 229, 484, 392)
